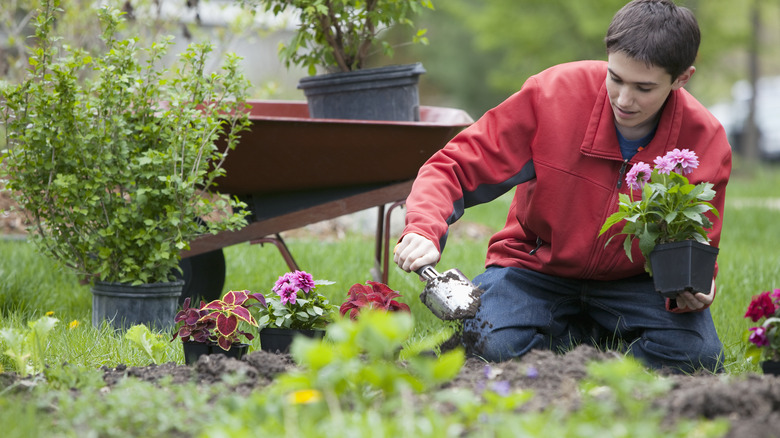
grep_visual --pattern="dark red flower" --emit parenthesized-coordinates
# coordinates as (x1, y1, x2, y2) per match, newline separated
(745, 291, 777, 322)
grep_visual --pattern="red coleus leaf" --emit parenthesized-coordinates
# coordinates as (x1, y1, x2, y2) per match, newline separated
(216, 313, 238, 337)
(224, 290, 249, 307)
(247, 292, 267, 308)
(217, 336, 233, 351)
(366, 281, 402, 300)
(202, 300, 225, 312)
(231, 306, 258, 326)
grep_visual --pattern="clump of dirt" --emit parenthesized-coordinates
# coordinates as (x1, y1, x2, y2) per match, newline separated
(100, 350, 296, 396)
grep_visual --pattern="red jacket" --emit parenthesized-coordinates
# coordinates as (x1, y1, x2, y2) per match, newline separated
(404, 61, 731, 285)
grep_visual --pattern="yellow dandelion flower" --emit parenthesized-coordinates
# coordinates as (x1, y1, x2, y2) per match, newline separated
(68, 320, 80, 329)
(286, 389, 322, 405)
(45, 311, 55, 316)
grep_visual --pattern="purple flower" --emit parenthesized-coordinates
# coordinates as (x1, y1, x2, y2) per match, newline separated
(277, 283, 298, 305)
(526, 366, 539, 379)
(653, 155, 676, 175)
(749, 326, 769, 347)
(489, 381, 511, 396)
(663, 148, 699, 175)
(294, 270, 316, 294)
(771, 289, 780, 305)
(625, 161, 652, 191)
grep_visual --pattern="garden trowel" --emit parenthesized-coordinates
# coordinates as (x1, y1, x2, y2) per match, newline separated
(414, 265, 483, 320)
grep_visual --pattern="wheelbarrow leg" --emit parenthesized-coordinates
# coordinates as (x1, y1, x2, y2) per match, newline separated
(251, 233, 301, 272)
(372, 200, 406, 284)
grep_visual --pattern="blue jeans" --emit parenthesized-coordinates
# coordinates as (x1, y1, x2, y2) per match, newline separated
(462, 266, 724, 373)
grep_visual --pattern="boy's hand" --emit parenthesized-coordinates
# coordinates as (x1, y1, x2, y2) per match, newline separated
(674, 280, 715, 311)
(393, 233, 440, 273)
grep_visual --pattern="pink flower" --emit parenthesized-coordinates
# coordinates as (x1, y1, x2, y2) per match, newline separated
(293, 270, 316, 294)
(749, 326, 770, 347)
(273, 272, 296, 293)
(625, 161, 652, 191)
(771, 289, 780, 305)
(277, 283, 298, 305)
(663, 148, 699, 175)
(653, 155, 676, 175)
(745, 291, 777, 322)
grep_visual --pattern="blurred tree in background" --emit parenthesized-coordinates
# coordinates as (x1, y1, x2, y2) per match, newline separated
(408, 0, 778, 120)
(3, 0, 779, 153)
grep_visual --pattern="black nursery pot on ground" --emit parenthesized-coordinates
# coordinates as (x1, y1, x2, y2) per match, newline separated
(297, 63, 426, 121)
(259, 328, 326, 354)
(91, 280, 183, 330)
(648, 241, 719, 298)
(182, 341, 249, 365)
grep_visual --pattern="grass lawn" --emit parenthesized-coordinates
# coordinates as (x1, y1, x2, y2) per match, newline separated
(0, 160, 777, 437)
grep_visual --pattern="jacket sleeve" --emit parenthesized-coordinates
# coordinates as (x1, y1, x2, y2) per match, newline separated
(401, 79, 541, 251)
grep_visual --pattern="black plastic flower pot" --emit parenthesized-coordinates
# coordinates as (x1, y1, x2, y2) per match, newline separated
(648, 241, 719, 298)
(91, 280, 183, 330)
(259, 328, 326, 354)
(182, 341, 249, 365)
(297, 63, 426, 121)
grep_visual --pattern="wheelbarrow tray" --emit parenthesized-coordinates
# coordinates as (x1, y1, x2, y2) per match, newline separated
(213, 100, 473, 196)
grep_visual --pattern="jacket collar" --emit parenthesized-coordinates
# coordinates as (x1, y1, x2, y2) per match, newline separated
(580, 79, 683, 162)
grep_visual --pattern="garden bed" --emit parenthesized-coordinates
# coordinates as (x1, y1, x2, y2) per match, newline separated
(2, 345, 773, 437)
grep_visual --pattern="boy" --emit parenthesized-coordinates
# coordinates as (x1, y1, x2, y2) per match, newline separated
(393, 0, 731, 373)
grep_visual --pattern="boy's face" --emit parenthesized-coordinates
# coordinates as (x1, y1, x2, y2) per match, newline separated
(606, 51, 693, 139)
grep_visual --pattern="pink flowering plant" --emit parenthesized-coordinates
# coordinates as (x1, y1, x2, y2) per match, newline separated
(254, 271, 335, 330)
(599, 148, 719, 274)
(744, 289, 780, 362)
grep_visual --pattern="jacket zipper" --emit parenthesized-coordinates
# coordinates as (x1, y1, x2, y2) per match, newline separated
(581, 158, 630, 277)
(529, 236, 544, 255)
(616, 159, 629, 189)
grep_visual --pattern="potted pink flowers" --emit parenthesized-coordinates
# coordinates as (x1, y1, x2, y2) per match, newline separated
(744, 289, 780, 375)
(600, 148, 720, 298)
(254, 270, 335, 353)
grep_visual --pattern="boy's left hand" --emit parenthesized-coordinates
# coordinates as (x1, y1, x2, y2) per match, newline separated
(674, 280, 715, 311)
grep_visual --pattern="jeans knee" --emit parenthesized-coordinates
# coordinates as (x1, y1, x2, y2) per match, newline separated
(632, 332, 724, 373)
(464, 320, 540, 362)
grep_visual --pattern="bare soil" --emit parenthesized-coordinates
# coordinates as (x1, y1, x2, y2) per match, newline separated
(81, 346, 780, 437)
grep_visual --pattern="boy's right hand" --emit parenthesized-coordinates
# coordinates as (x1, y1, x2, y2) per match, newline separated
(393, 233, 440, 273)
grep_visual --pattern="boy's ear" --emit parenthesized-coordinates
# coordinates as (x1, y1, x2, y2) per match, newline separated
(671, 66, 696, 90)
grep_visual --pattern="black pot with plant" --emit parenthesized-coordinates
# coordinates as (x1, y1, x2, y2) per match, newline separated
(249, 0, 434, 120)
(1, 0, 251, 329)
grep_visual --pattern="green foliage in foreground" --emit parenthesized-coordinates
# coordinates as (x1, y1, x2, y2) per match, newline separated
(0, 312, 728, 438)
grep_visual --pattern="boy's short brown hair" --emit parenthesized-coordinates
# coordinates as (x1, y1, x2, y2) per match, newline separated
(605, 0, 700, 81)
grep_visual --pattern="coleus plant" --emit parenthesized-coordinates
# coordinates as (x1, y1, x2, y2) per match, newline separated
(172, 290, 266, 350)
(339, 281, 410, 320)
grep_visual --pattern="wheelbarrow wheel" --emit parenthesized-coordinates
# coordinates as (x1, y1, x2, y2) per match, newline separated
(174, 249, 226, 305)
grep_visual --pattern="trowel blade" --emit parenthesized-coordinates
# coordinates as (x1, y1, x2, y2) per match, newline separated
(420, 269, 483, 320)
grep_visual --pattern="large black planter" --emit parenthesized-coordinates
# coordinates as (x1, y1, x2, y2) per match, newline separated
(297, 63, 426, 121)
(648, 241, 719, 298)
(91, 280, 183, 330)
(259, 328, 326, 354)
(182, 341, 249, 365)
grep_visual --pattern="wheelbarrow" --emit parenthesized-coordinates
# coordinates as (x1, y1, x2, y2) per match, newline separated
(177, 100, 473, 302)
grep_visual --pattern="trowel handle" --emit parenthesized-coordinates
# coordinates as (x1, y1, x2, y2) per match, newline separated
(415, 265, 439, 281)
